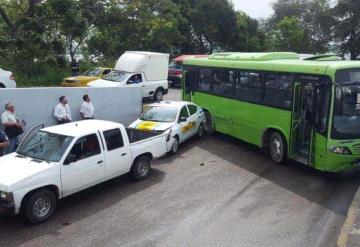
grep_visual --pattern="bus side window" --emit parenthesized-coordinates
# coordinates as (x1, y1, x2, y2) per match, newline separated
(264, 73, 293, 109)
(199, 68, 212, 92)
(184, 66, 198, 93)
(212, 69, 235, 97)
(235, 71, 261, 103)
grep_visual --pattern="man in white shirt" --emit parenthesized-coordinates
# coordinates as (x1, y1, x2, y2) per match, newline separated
(54, 96, 72, 124)
(80, 94, 95, 120)
(1, 102, 24, 154)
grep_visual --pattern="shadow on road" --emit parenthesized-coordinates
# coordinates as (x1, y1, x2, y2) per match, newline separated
(0, 169, 165, 246)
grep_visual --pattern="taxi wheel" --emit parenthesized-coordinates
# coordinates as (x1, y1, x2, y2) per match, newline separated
(170, 136, 179, 154)
(198, 123, 205, 137)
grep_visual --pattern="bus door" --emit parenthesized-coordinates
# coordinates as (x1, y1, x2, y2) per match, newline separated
(290, 82, 315, 165)
(183, 67, 198, 102)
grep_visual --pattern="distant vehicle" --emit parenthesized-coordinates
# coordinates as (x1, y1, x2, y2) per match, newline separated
(168, 55, 208, 87)
(129, 101, 206, 154)
(89, 51, 169, 101)
(0, 68, 16, 88)
(0, 120, 169, 224)
(61, 67, 113, 87)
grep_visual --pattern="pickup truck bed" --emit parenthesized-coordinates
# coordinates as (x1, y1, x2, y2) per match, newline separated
(126, 128, 164, 144)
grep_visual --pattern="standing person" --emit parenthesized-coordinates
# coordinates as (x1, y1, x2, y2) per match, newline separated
(80, 94, 95, 120)
(0, 129, 9, 156)
(1, 103, 24, 154)
(54, 96, 72, 124)
(70, 59, 80, 76)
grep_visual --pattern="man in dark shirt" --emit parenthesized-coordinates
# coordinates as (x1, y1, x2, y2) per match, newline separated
(0, 130, 9, 156)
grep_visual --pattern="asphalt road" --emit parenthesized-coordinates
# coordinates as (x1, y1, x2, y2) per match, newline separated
(1, 88, 359, 247)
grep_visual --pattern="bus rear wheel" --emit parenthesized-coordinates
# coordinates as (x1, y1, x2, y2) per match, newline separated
(269, 132, 287, 164)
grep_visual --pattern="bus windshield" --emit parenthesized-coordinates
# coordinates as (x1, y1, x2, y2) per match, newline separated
(333, 85, 360, 139)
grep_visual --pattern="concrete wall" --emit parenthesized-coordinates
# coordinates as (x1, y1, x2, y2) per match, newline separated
(0, 87, 142, 138)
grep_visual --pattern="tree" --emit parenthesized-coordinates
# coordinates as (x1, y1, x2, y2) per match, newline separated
(267, 0, 333, 53)
(333, 0, 360, 59)
(271, 16, 308, 52)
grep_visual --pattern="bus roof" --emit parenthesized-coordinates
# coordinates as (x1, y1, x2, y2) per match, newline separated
(184, 52, 360, 79)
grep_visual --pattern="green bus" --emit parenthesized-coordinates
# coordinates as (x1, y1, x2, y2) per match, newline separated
(182, 52, 360, 172)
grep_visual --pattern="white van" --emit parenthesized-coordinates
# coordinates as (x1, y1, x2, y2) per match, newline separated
(88, 51, 169, 101)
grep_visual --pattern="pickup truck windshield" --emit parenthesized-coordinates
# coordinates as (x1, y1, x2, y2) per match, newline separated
(103, 70, 130, 82)
(140, 106, 178, 123)
(17, 131, 73, 162)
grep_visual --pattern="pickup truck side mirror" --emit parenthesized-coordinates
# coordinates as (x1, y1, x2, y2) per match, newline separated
(178, 117, 187, 123)
(64, 154, 77, 165)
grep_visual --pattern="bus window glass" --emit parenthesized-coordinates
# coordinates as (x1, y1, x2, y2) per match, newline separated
(264, 73, 293, 109)
(199, 68, 212, 92)
(184, 66, 198, 93)
(212, 69, 235, 97)
(235, 72, 261, 102)
(333, 85, 360, 139)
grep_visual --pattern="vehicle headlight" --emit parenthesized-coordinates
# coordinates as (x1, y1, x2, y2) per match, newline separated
(329, 146, 352, 155)
(165, 129, 172, 142)
(0, 191, 13, 202)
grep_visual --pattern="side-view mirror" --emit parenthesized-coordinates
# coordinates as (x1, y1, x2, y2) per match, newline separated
(64, 154, 77, 165)
(179, 116, 187, 123)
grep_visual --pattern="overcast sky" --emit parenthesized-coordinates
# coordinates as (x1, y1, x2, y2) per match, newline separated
(233, 0, 275, 19)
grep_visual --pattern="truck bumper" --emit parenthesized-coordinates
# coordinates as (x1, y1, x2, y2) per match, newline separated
(0, 201, 15, 217)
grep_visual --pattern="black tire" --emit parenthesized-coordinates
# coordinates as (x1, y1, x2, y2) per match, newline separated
(154, 88, 164, 102)
(269, 132, 287, 164)
(22, 189, 57, 225)
(203, 111, 214, 135)
(131, 155, 151, 181)
(0, 83, 5, 88)
(169, 136, 179, 154)
(198, 123, 205, 137)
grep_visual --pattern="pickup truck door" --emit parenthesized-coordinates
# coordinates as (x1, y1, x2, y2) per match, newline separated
(127, 73, 148, 98)
(101, 128, 131, 178)
(61, 133, 106, 196)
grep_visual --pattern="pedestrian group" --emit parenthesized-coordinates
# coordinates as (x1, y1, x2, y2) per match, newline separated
(0, 94, 95, 156)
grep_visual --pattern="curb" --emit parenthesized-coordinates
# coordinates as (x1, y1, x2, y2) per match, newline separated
(338, 186, 360, 247)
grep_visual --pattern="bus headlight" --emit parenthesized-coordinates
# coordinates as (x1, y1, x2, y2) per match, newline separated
(329, 146, 352, 155)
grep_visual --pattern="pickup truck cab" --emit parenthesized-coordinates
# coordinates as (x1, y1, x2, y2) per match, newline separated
(0, 120, 168, 224)
(88, 51, 169, 101)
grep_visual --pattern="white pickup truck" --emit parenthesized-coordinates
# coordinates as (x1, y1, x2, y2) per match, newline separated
(0, 120, 169, 224)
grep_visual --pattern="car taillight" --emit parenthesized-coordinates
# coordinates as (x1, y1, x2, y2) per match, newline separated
(10, 73, 15, 80)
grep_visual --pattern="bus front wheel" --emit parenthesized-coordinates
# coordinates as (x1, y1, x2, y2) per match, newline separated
(269, 132, 287, 164)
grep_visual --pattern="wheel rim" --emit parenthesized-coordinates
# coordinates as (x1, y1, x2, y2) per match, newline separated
(271, 136, 282, 161)
(33, 196, 51, 218)
(172, 139, 179, 153)
(155, 91, 163, 101)
(137, 160, 149, 176)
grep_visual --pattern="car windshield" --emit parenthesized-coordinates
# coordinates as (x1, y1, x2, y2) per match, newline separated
(169, 61, 183, 70)
(17, 131, 73, 162)
(140, 106, 178, 123)
(103, 70, 130, 82)
(333, 85, 360, 139)
(84, 68, 102, 77)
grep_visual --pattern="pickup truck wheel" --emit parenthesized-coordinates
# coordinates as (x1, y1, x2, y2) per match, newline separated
(22, 189, 57, 224)
(131, 156, 151, 181)
(154, 88, 164, 102)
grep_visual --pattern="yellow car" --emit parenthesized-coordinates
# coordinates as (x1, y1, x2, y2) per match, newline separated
(61, 67, 113, 87)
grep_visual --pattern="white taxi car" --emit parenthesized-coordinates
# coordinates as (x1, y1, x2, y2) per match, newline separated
(129, 101, 206, 154)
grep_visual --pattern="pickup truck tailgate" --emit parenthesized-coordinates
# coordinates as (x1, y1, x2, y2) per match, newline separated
(128, 129, 168, 161)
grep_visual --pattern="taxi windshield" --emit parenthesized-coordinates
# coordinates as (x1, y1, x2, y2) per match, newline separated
(84, 68, 102, 77)
(140, 106, 178, 123)
(17, 131, 73, 162)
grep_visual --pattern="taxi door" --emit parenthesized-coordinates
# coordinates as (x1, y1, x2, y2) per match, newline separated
(178, 105, 193, 142)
